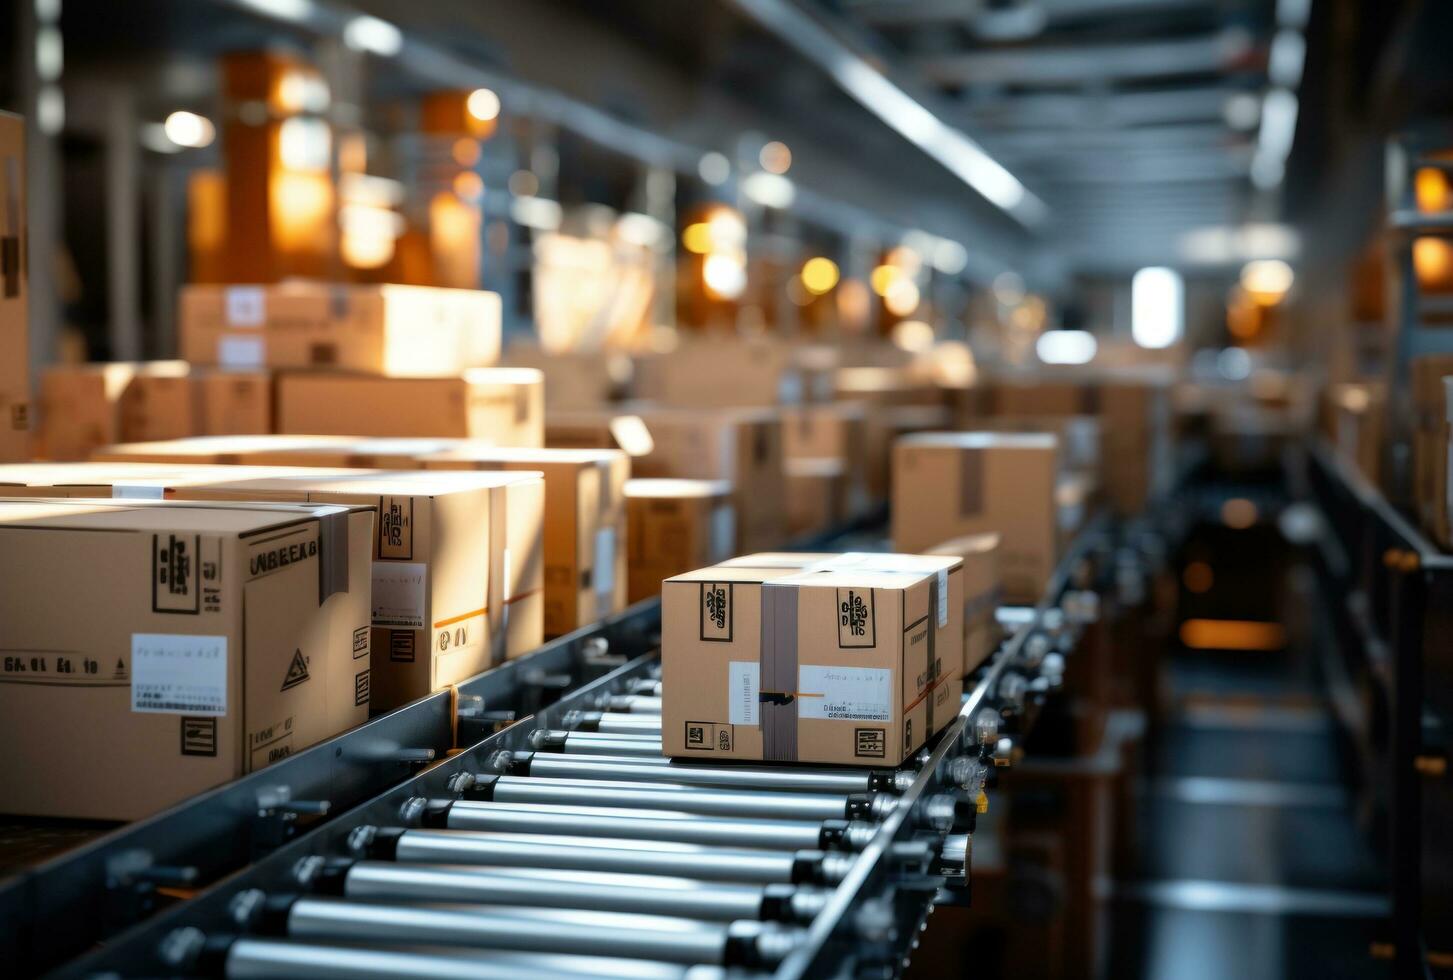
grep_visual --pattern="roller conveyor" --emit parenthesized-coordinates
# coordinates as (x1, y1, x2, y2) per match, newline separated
(34, 515, 1114, 980)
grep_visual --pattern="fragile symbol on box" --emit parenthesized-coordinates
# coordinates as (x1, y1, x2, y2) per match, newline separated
(684, 720, 731, 752)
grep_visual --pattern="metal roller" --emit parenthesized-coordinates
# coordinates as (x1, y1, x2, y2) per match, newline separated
(502, 751, 903, 794)
(627, 678, 663, 697)
(529, 730, 664, 756)
(222, 938, 722, 980)
(462, 773, 881, 822)
(419, 798, 877, 851)
(276, 898, 800, 967)
(357, 827, 856, 885)
(321, 861, 830, 923)
(606, 694, 662, 713)
(566, 711, 662, 736)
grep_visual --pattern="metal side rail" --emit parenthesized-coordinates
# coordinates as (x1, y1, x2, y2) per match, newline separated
(44, 518, 1111, 980)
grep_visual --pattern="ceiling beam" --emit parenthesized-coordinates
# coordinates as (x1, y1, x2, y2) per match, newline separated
(958, 85, 1244, 130)
(915, 30, 1259, 86)
(847, 0, 1220, 29)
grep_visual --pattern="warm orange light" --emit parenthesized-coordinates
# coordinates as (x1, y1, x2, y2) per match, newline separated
(1226, 289, 1262, 340)
(452, 138, 481, 167)
(429, 190, 480, 288)
(890, 319, 934, 352)
(1221, 497, 1258, 529)
(884, 278, 921, 317)
(453, 171, 484, 201)
(801, 257, 839, 295)
(1415, 167, 1451, 214)
(1179, 618, 1286, 651)
(1183, 561, 1214, 593)
(836, 278, 871, 332)
(786, 275, 812, 307)
(682, 222, 713, 255)
(759, 140, 792, 174)
(1414, 237, 1453, 288)
(870, 264, 899, 296)
(269, 172, 334, 253)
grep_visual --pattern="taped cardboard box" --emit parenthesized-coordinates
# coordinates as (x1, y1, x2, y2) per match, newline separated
(926, 533, 1002, 677)
(424, 447, 629, 637)
(785, 457, 847, 538)
(661, 554, 964, 765)
(39, 362, 197, 460)
(780, 401, 869, 514)
(196, 369, 272, 436)
(201, 436, 470, 469)
(632, 340, 831, 408)
(167, 470, 543, 706)
(0, 496, 374, 820)
(892, 432, 1060, 603)
(0, 461, 362, 497)
(275, 369, 544, 445)
(625, 478, 734, 604)
(0, 111, 30, 462)
(179, 282, 501, 376)
(94, 434, 375, 465)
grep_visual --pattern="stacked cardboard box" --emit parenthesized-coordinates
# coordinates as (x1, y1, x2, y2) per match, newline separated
(503, 343, 628, 409)
(94, 434, 381, 465)
(624, 478, 733, 603)
(275, 368, 544, 443)
(166, 469, 544, 704)
(834, 367, 947, 502)
(661, 552, 964, 765)
(780, 401, 869, 514)
(892, 432, 1060, 603)
(0, 111, 30, 462)
(785, 457, 847, 537)
(0, 496, 374, 819)
(1412, 357, 1453, 547)
(424, 446, 629, 637)
(632, 339, 833, 408)
(179, 282, 501, 375)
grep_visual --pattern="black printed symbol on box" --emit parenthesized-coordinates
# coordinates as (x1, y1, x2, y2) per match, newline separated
(353, 626, 370, 658)
(854, 728, 886, 759)
(180, 717, 217, 757)
(699, 583, 733, 642)
(837, 588, 876, 648)
(354, 669, 371, 706)
(904, 718, 913, 751)
(389, 631, 415, 663)
(717, 727, 733, 751)
(280, 650, 310, 692)
(153, 534, 201, 614)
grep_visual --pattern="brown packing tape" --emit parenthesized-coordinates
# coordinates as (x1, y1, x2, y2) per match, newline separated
(959, 447, 984, 517)
(759, 582, 800, 763)
(317, 509, 350, 605)
(1079, 384, 1101, 416)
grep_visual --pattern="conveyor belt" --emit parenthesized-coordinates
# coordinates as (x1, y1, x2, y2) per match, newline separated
(10, 512, 1120, 978)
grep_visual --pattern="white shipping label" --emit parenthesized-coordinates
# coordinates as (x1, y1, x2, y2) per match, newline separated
(224, 286, 266, 327)
(729, 661, 760, 726)
(111, 484, 165, 500)
(371, 561, 427, 629)
(798, 665, 892, 722)
(218, 335, 265, 368)
(594, 527, 616, 598)
(937, 569, 949, 628)
(131, 634, 228, 715)
(710, 505, 736, 560)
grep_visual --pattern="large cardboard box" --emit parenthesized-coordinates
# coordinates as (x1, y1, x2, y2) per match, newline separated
(503, 343, 628, 409)
(892, 432, 1059, 602)
(0, 111, 30, 462)
(185, 436, 468, 470)
(0, 461, 359, 497)
(780, 402, 869, 514)
(424, 447, 629, 637)
(179, 282, 501, 376)
(785, 457, 846, 538)
(275, 369, 544, 445)
(974, 415, 1100, 477)
(633, 340, 830, 407)
(196, 369, 272, 436)
(624, 478, 734, 603)
(0, 497, 374, 819)
(167, 469, 544, 706)
(94, 434, 374, 465)
(39, 362, 197, 460)
(661, 553, 964, 764)
(926, 533, 1002, 676)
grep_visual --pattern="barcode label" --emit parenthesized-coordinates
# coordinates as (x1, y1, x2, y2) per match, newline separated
(131, 634, 228, 715)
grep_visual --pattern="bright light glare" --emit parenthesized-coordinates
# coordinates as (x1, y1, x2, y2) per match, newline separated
(1240, 259, 1294, 301)
(35, 26, 62, 81)
(1131, 267, 1183, 349)
(703, 254, 747, 299)
(163, 110, 215, 149)
(236, 0, 315, 21)
(698, 152, 731, 185)
(891, 319, 935, 353)
(801, 257, 840, 295)
(342, 15, 402, 56)
(1268, 30, 1306, 88)
(1223, 92, 1260, 131)
(705, 208, 746, 247)
(1036, 330, 1098, 365)
(1217, 347, 1252, 380)
(884, 277, 921, 317)
(759, 141, 792, 174)
(467, 88, 501, 122)
(741, 172, 795, 209)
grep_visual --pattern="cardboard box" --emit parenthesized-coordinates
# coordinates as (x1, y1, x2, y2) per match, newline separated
(926, 533, 1002, 676)
(780, 402, 869, 514)
(892, 432, 1060, 602)
(94, 434, 375, 465)
(503, 343, 628, 409)
(191, 436, 469, 469)
(0, 461, 360, 497)
(179, 282, 501, 376)
(660, 553, 964, 764)
(0, 111, 30, 462)
(785, 457, 847, 538)
(625, 478, 734, 603)
(275, 369, 544, 445)
(196, 369, 272, 435)
(424, 447, 630, 637)
(1412, 357, 1453, 546)
(166, 469, 544, 706)
(974, 415, 1100, 476)
(39, 362, 197, 461)
(633, 340, 830, 407)
(1327, 382, 1385, 486)
(0, 496, 374, 819)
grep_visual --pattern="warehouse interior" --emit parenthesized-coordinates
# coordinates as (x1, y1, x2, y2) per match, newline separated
(1, 1, 1451, 978)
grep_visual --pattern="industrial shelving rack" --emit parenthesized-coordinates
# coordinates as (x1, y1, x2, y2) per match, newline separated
(1305, 444, 1452, 977)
